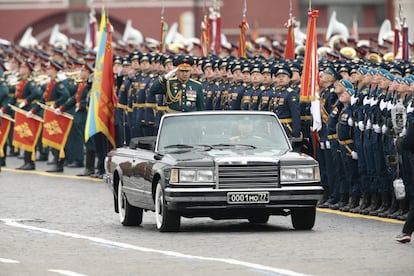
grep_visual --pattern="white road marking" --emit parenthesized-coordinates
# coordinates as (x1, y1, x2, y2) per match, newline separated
(0, 257, 20, 263)
(1, 218, 310, 276)
(48, 269, 87, 276)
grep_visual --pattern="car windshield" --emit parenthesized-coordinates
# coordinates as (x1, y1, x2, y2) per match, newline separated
(157, 113, 290, 152)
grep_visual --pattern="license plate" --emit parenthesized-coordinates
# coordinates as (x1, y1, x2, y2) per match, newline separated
(227, 192, 270, 204)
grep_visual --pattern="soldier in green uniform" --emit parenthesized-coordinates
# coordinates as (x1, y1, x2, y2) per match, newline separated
(30, 60, 70, 172)
(0, 63, 10, 169)
(8, 60, 42, 170)
(149, 55, 204, 112)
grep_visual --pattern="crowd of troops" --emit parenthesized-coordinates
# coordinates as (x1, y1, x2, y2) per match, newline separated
(1, 42, 414, 222)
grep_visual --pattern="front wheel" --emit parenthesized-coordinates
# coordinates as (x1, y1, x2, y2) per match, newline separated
(117, 178, 143, 226)
(155, 183, 180, 232)
(290, 207, 316, 230)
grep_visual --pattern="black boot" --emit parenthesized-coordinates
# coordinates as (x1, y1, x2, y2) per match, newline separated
(362, 193, 381, 215)
(76, 150, 95, 176)
(16, 151, 35, 170)
(318, 187, 331, 208)
(370, 192, 392, 216)
(378, 194, 398, 217)
(330, 194, 349, 210)
(350, 193, 371, 213)
(388, 199, 408, 219)
(341, 194, 360, 212)
(46, 159, 64, 173)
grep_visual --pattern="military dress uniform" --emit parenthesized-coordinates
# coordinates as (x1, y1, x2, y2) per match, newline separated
(32, 66, 71, 172)
(270, 83, 301, 139)
(0, 75, 10, 168)
(337, 91, 361, 211)
(8, 64, 41, 170)
(149, 56, 204, 112)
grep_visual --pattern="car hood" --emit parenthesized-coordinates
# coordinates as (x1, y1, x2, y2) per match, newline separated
(161, 148, 317, 166)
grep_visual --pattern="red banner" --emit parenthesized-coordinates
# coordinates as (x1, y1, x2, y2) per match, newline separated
(238, 19, 249, 58)
(42, 108, 73, 159)
(97, 22, 117, 148)
(0, 115, 13, 158)
(284, 18, 295, 59)
(12, 110, 42, 161)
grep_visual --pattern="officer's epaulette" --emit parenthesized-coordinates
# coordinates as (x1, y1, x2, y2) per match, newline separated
(287, 87, 293, 92)
(168, 76, 178, 81)
(149, 73, 154, 78)
(260, 85, 266, 90)
(329, 87, 335, 92)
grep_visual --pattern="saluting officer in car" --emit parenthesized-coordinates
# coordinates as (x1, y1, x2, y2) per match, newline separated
(149, 55, 204, 112)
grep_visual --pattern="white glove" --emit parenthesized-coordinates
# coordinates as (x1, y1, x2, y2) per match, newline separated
(54, 108, 62, 115)
(407, 105, 414, 114)
(348, 117, 354, 127)
(366, 119, 372, 129)
(26, 111, 34, 118)
(164, 68, 178, 80)
(363, 96, 370, 106)
(325, 140, 331, 149)
(319, 142, 325, 150)
(351, 151, 358, 160)
(351, 95, 358, 106)
(57, 72, 67, 81)
(75, 107, 80, 112)
(399, 127, 407, 137)
(382, 124, 388, 134)
(358, 121, 365, 131)
(370, 98, 378, 107)
(0, 109, 3, 116)
(379, 99, 387, 111)
(387, 101, 394, 111)
(373, 124, 381, 133)
(18, 101, 26, 109)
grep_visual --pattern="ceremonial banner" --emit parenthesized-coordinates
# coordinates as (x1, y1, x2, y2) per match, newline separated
(200, 16, 210, 56)
(12, 108, 42, 161)
(159, 19, 168, 53)
(41, 107, 73, 159)
(85, 7, 107, 143)
(238, 18, 249, 58)
(284, 17, 296, 59)
(97, 21, 117, 148)
(0, 115, 13, 158)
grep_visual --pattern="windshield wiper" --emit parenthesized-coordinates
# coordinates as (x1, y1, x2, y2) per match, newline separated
(211, 143, 256, 149)
(164, 144, 194, 149)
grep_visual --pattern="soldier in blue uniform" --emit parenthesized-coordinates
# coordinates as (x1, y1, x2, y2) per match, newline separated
(131, 53, 152, 137)
(248, 63, 264, 111)
(114, 56, 132, 146)
(149, 55, 204, 112)
(258, 64, 274, 111)
(226, 62, 245, 110)
(201, 59, 219, 110)
(350, 66, 372, 213)
(269, 65, 301, 140)
(317, 65, 340, 207)
(337, 86, 361, 212)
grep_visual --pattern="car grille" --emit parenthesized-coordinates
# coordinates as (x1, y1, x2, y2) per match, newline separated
(217, 162, 280, 189)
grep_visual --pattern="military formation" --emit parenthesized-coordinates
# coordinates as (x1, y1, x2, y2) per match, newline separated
(0, 38, 413, 222)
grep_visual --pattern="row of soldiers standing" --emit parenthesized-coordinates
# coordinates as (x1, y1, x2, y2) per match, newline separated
(0, 54, 106, 176)
(2, 46, 414, 222)
(316, 61, 414, 221)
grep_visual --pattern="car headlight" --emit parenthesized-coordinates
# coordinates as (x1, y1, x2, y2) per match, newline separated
(170, 168, 215, 183)
(281, 166, 319, 182)
(280, 168, 297, 181)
